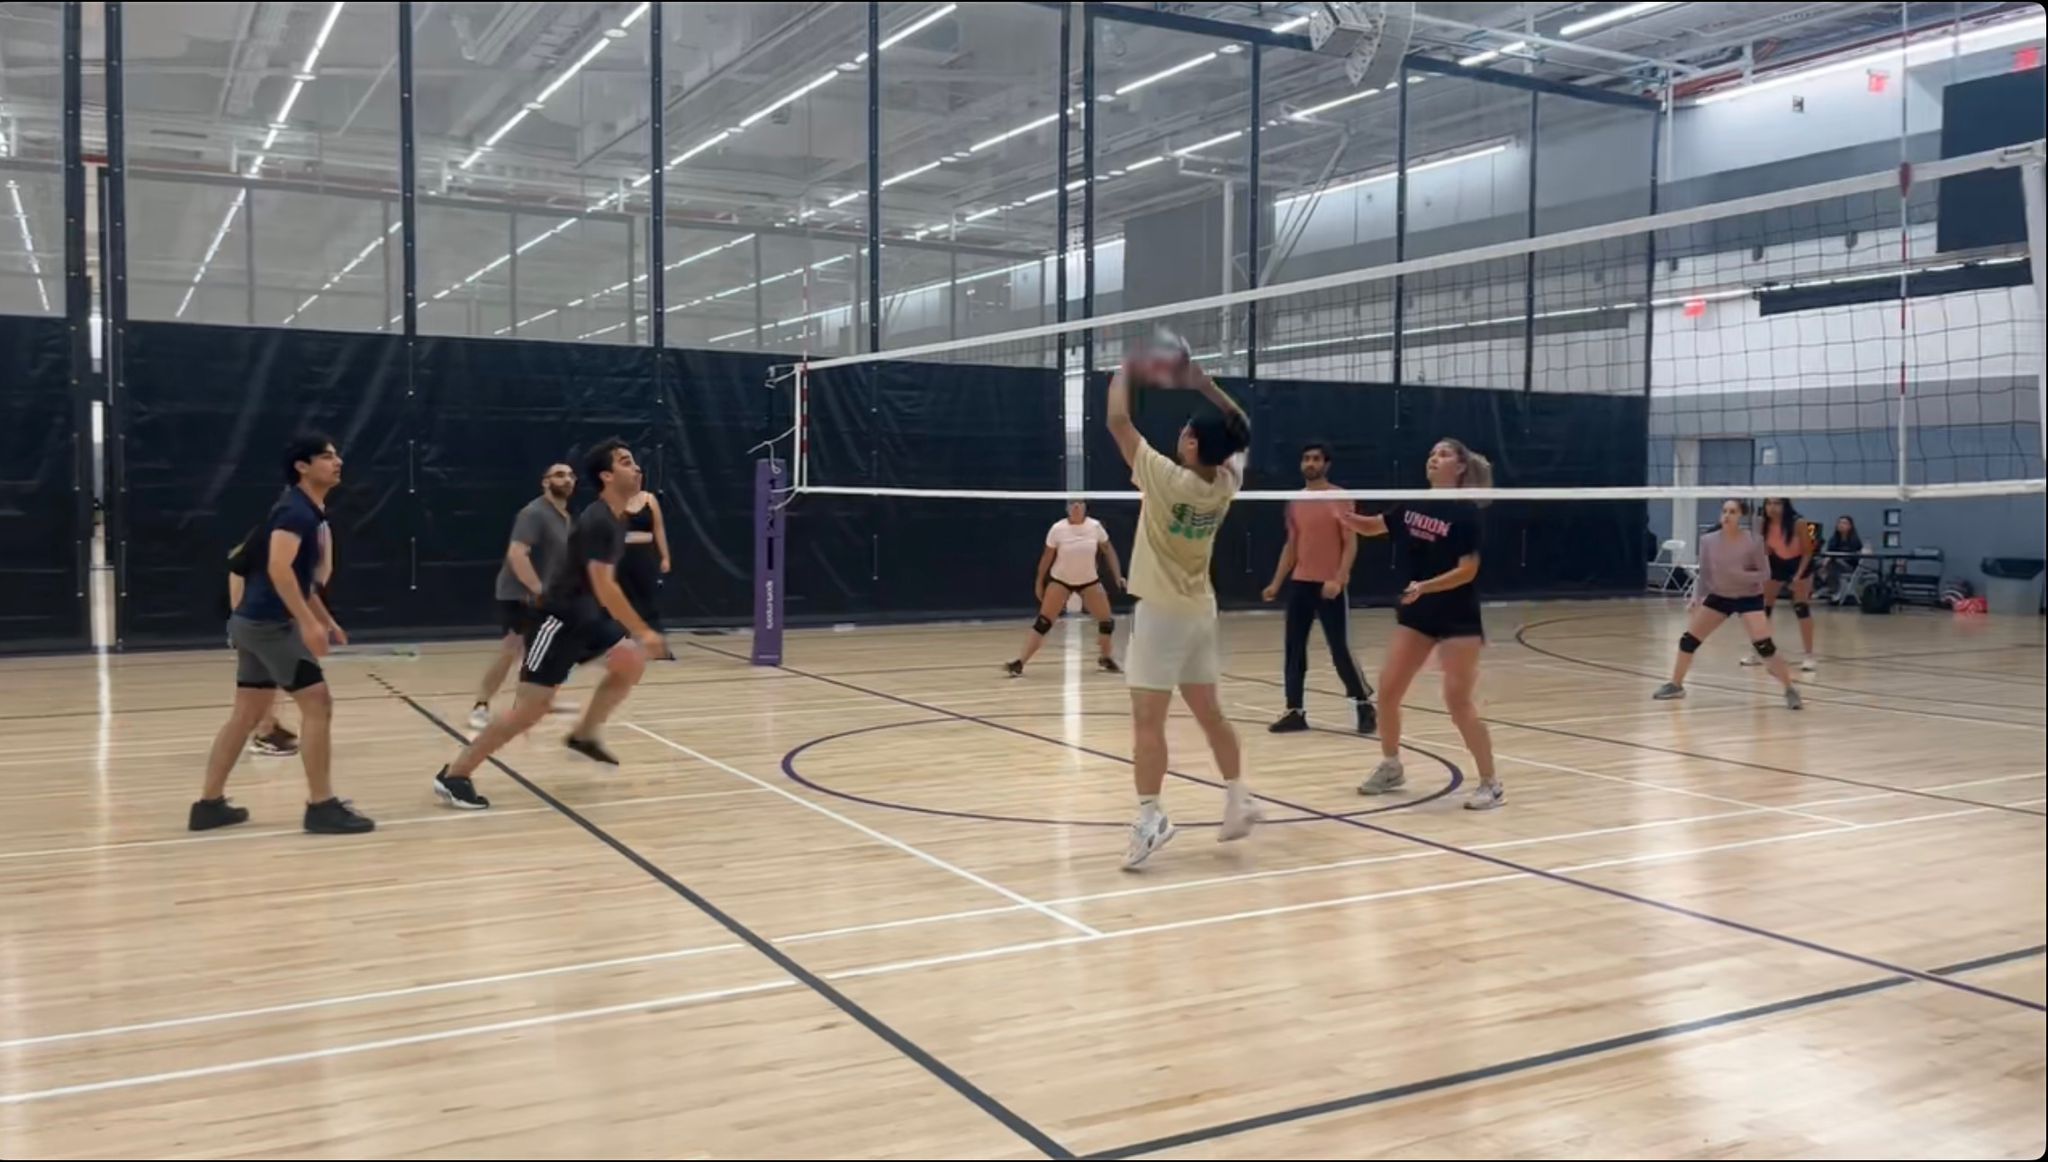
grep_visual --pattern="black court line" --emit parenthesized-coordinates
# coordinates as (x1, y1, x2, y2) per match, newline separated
(1517, 613, 2047, 716)
(683, 642, 2046, 1016)
(1818, 653, 2048, 687)
(1836, 643, 2045, 663)
(373, 674, 1075, 1161)
(1086, 944, 2048, 1158)
(1226, 669, 2048, 819)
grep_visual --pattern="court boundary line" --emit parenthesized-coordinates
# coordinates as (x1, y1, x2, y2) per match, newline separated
(621, 723, 1100, 937)
(1083, 944, 2048, 1159)
(1226, 670, 2048, 819)
(376, 677, 1075, 1160)
(698, 644, 2045, 1015)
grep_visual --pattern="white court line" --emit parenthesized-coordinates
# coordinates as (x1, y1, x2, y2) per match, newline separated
(0, 979, 799, 1106)
(0, 787, 773, 864)
(2016, 797, 2047, 807)
(0, 802, 1992, 1103)
(0, 807, 1780, 1055)
(1489, 751, 1858, 827)
(624, 722, 1101, 938)
(1796, 771, 2047, 809)
(1512, 702, 1757, 728)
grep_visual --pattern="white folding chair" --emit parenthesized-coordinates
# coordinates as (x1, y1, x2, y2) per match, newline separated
(1647, 538, 1689, 593)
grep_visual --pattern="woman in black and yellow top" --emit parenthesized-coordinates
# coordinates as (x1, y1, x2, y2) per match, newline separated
(1744, 497, 1818, 672)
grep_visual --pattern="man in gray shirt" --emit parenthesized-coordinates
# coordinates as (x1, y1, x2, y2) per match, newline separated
(470, 463, 576, 727)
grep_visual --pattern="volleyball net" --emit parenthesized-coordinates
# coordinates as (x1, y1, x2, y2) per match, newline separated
(778, 140, 2045, 506)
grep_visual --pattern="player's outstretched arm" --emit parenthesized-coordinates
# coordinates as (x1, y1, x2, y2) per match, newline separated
(1105, 365, 1144, 468)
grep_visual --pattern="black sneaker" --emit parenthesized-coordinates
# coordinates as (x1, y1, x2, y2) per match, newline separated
(1002, 660, 1024, 678)
(565, 735, 621, 766)
(432, 766, 491, 810)
(249, 728, 300, 757)
(304, 797, 376, 834)
(1355, 700, 1378, 734)
(1268, 710, 1309, 734)
(1098, 656, 1123, 674)
(188, 797, 250, 831)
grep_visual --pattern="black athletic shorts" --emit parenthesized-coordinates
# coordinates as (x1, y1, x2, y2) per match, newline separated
(1768, 553, 1807, 584)
(1395, 594, 1485, 642)
(497, 598, 539, 636)
(519, 613, 627, 688)
(1050, 577, 1100, 594)
(1702, 592, 1766, 616)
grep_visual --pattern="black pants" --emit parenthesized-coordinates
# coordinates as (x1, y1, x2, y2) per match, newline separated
(1283, 579, 1372, 710)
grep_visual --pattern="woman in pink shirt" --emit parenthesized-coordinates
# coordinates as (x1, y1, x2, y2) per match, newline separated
(1654, 499, 1802, 709)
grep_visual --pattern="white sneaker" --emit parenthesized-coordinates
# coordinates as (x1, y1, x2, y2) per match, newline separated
(1358, 758, 1406, 796)
(467, 705, 491, 730)
(1801, 656, 1817, 673)
(1739, 654, 1762, 667)
(1465, 781, 1506, 811)
(1122, 812, 1177, 870)
(1218, 787, 1263, 842)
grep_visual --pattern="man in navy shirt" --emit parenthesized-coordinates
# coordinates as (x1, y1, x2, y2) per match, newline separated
(190, 432, 374, 835)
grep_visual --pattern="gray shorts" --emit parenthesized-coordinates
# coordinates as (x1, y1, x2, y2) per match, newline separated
(228, 615, 325, 692)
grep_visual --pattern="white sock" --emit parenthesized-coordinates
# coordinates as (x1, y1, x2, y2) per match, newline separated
(1225, 779, 1251, 805)
(1137, 794, 1163, 822)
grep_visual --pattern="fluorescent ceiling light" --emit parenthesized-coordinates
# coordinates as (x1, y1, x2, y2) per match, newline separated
(1174, 129, 1243, 156)
(1696, 13, 2045, 104)
(1459, 41, 1526, 67)
(1115, 52, 1216, 96)
(879, 4, 957, 51)
(741, 70, 840, 127)
(1276, 143, 1508, 207)
(1290, 87, 1380, 119)
(1559, 2, 1675, 38)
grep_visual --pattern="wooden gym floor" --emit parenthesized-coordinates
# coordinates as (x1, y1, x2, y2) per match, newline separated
(0, 599, 2042, 1159)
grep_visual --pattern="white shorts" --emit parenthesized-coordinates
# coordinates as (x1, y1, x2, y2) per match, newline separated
(1126, 601, 1222, 691)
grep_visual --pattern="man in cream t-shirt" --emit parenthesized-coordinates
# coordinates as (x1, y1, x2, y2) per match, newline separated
(1107, 335, 1256, 869)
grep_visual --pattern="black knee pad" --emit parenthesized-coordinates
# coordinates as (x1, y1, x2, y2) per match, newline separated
(1678, 632, 1702, 655)
(1098, 619, 1115, 637)
(1031, 614, 1053, 635)
(1793, 602, 1811, 620)
(1753, 637, 1777, 658)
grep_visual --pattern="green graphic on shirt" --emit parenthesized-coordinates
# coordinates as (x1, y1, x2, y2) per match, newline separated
(1167, 504, 1220, 541)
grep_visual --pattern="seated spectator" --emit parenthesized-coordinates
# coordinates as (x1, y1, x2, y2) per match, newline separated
(1817, 515, 1869, 599)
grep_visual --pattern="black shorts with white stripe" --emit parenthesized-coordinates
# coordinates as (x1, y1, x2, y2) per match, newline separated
(519, 613, 628, 688)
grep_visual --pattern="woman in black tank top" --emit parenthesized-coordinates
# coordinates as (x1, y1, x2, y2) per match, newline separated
(617, 490, 669, 633)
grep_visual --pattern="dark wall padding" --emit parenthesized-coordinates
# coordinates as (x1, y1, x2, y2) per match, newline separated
(120, 322, 413, 644)
(796, 360, 1063, 619)
(410, 337, 660, 632)
(1085, 375, 1647, 605)
(0, 314, 86, 651)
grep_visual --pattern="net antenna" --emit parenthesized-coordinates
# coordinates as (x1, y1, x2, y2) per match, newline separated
(1307, 2, 1416, 90)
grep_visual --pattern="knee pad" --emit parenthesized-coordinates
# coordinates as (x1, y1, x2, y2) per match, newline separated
(1031, 614, 1053, 635)
(1754, 637, 1777, 658)
(1098, 619, 1115, 637)
(1678, 632, 1702, 655)
(1793, 602, 1811, 620)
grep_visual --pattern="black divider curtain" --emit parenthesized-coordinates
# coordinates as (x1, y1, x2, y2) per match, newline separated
(118, 323, 411, 644)
(410, 338, 659, 633)
(115, 326, 802, 645)
(0, 315, 86, 651)
(1083, 376, 1646, 606)
(796, 361, 1062, 619)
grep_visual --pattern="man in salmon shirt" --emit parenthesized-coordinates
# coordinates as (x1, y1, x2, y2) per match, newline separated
(1262, 442, 1377, 734)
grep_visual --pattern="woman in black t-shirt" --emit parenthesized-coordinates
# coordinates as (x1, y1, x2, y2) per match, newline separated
(1339, 438, 1502, 811)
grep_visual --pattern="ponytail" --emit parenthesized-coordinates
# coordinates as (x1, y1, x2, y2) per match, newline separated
(1438, 437, 1494, 505)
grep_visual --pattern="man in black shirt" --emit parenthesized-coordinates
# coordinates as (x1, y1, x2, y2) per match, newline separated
(191, 432, 374, 835)
(432, 438, 667, 810)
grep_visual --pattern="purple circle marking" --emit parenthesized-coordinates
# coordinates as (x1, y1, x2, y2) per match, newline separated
(779, 713, 1463, 828)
